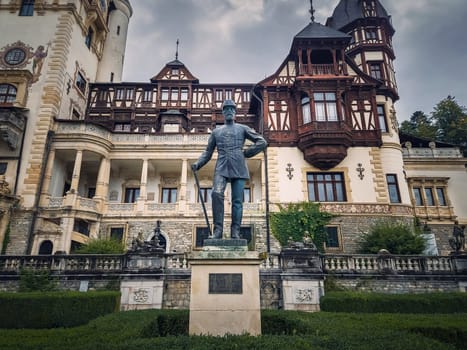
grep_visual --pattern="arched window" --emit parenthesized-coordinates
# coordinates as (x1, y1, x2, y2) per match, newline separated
(38, 240, 53, 255)
(0, 84, 17, 104)
(301, 94, 311, 124)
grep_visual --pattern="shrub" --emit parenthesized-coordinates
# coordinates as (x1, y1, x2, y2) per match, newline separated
(140, 310, 189, 337)
(270, 202, 335, 252)
(18, 268, 58, 292)
(75, 238, 126, 254)
(358, 220, 425, 254)
(320, 291, 467, 314)
(0, 291, 120, 329)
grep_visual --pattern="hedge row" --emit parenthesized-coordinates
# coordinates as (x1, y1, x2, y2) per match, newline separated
(1, 309, 466, 349)
(0, 291, 120, 329)
(320, 291, 467, 314)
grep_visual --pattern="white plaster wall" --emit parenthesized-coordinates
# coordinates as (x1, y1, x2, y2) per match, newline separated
(380, 146, 411, 205)
(365, 51, 383, 61)
(405, 166, 467, 221)
(97, 0, 132, 82)
(273, 147, 379, 204)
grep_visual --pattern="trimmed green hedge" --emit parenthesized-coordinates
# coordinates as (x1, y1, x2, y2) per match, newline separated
(0, 309, 466, 349)
(320, 291, 467, 314)
(140, 309, 189, 337)
(0, 291, 120, 329)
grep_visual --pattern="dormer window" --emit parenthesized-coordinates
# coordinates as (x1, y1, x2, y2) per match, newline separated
(363, 0, 377, 17)
(365, 28, 378, 41)
(171, 68, 179, 76)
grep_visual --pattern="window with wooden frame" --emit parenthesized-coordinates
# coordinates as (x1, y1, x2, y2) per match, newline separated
(369, 62, 383, 80)
(365, 28, 378, 40)
(110, 227, 125, 242)
(325, 226, 342, 250)
(386, 174, 401, 203)
(75, 71, 87, 95)
(124, 187, 140, 203)
(0, 84, 17, 104)
(410, 182, 449, 207)
(307, 172, 346, 202)
(243, 187, 252, 203)
(377, 105, 388, 132)
(85, 27, 94, 49)
(161, 187, 177, 203)
(301, 94, 311, 124)
(19, 0, 34, 16)
(313, 92, 338, 121)
(197, 187, 212, 203)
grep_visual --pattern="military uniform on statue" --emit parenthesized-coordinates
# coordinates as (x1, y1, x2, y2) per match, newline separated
(192, 99, 267, 242)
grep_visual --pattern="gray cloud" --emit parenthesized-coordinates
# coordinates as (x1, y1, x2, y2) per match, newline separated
(122, 0, 467, 122)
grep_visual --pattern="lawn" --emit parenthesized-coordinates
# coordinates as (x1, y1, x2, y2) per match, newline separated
(0, 309, 465, 350)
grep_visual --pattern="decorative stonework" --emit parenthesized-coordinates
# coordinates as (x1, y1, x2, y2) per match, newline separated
(0, 41, 34, 69)
(320, 203, 413, 216)
(132, 288, 150, 303)
(294, 288, 313, 303)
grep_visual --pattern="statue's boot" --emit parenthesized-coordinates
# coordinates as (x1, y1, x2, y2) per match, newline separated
(212, 191, 224, 239)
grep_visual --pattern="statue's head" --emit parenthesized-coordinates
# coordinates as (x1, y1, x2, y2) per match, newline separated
(222, 99, 236, 122)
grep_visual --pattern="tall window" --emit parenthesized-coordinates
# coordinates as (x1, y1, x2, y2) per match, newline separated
(0, 84, 17, 103)
(85, 27, 94, 49)
(161, 188, 177, 203)
(325, 226, 341, 249)
(314, 92, 338, 121)
(369, 62, 383, 79)
(124, 187, 140, 203)
(424, 188, 435, 206)
(307, 173, 346, 202)
(377, 105, 388, 132)
(413, 187, 423, 206)
(171, 88, 179, 101)
(142, 89, 153, 102)
(180, 88, 189, 101)
(243, 188, 251, 203)
(301, 95, 311, 124)
(197, 187, 212, 203)
(76, 72, 87, 94)
(386, 174, 401, 203)
(161, 88, 169, 101)
(19, 0, 34, 16)
(436, 187, 447, 206)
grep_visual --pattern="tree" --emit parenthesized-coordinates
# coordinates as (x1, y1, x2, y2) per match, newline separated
(431, 96, 467, 155)
(270, 201, 335, 253)
(74, 238, 126, 254)
(358, 220, 425, 255)
(400, 110, 437, 140)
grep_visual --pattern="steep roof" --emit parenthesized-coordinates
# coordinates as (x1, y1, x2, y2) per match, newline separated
(294, 21, 351, 40)
(327, 0, 394, 32)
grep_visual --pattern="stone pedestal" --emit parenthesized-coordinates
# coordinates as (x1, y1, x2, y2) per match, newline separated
(188, 240, 262, 336)
(120, 278, 164, 310)
(280, 248, 324, 312)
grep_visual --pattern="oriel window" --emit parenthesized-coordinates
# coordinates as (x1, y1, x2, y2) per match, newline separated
(314, 92, 338, 121)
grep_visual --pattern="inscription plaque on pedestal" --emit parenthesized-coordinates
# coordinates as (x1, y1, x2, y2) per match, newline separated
(209, 273, 242, 294)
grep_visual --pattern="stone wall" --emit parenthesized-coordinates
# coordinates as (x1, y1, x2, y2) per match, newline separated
(6, 209, 33, 255)
(330, 215, 415, 253)
(327, 275, 463, 293)
(162, 273, 191, 309)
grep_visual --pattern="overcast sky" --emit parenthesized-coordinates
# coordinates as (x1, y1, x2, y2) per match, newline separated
(122, 0, 467, 122)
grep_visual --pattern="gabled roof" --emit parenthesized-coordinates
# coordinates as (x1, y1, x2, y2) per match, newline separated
(149, 58, 199, 83)
(294, 21, 351, 40)
(327, 0, 394, 33)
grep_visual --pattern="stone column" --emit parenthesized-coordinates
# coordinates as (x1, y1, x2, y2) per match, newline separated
(136, 159, 148, 213)
(178, 159, 188, 212)
(39, 148, 56, 206)
(70, 150, 82, 194)
(95, 157, 110, 200)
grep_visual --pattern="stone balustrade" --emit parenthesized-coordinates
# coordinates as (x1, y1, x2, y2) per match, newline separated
(0, 252, 462, 275)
